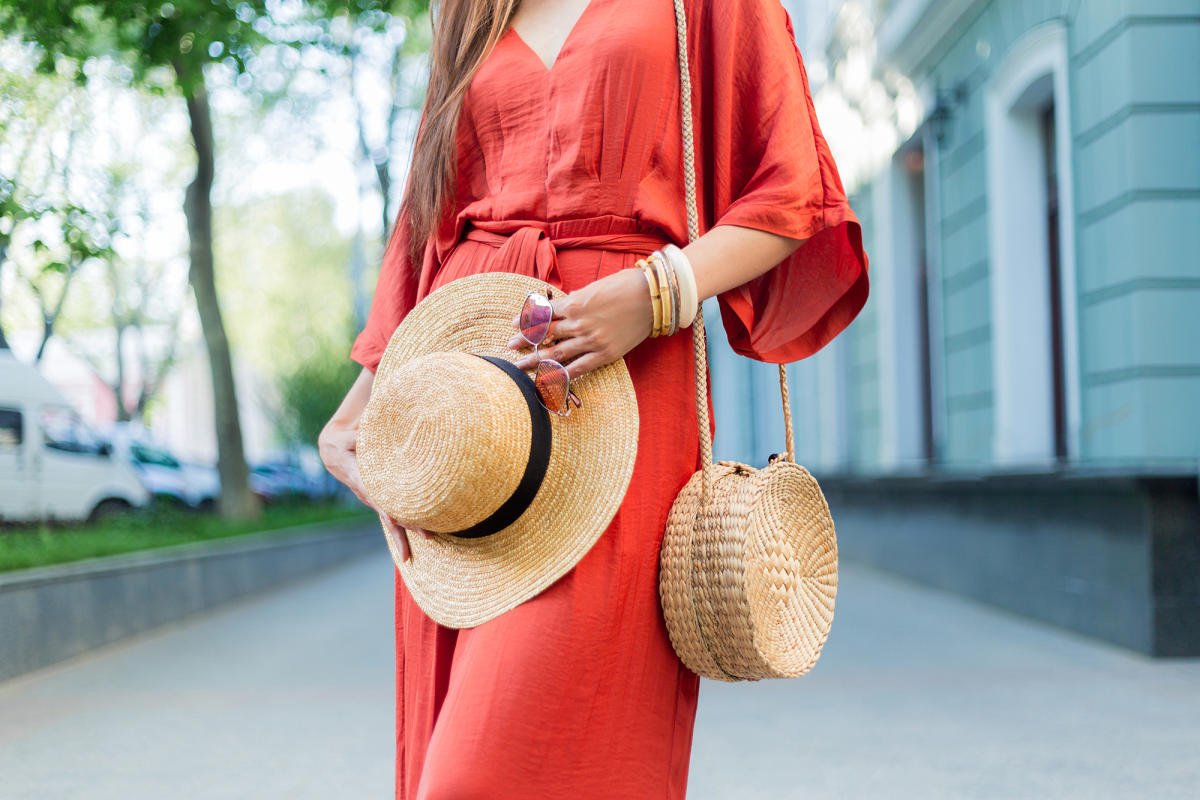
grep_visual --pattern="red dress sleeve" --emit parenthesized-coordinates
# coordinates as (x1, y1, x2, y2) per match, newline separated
(690, 0, 869, 363)
(349, 203, 428, 374)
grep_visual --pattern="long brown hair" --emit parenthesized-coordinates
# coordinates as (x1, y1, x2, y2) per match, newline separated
(393, 0, 520, 274)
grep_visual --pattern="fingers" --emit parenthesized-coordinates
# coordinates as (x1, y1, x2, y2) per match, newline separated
(562, 350, 610, 380)
(549, 294, 568, 320)
(513, 334, 589, 369)
(508, 317, 575, 349)
(341, 457, 374, 506)
(510, 293, 570, 322)
(514, 337, 611, 378)
(504, 283, 621, 379)
(379, 511, 411, 561)
(323, 413, 438, 564)
(324, 448, 373, 511)
(510, 292, 566, 329)
(379, 510, 442, 563)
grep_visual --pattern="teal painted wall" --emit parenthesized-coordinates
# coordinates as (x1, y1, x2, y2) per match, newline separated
(885, 0, 1195, 471)
(1069, 5, 1200, 463)
(706, 0, 1198, 474)
(955, 0, 1200, 470)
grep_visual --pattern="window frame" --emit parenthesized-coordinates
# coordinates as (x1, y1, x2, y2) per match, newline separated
(983, 21, 1081, 466)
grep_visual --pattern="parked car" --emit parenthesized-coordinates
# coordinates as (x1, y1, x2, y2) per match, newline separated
(173, 454, 343, 507)
(250, 457, 336, 502)
(102, 422, 219, 510)
(180, 459, 220, 510)
(0, 350, 149, 522)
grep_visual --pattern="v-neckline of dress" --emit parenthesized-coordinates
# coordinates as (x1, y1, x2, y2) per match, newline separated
(505, 0, 602, 75)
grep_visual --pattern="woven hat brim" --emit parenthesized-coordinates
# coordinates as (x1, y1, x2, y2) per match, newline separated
(367, 272, 639, 628)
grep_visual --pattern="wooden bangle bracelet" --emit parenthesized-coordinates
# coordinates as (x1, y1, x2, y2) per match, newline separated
(637, 260, 663, 337)
(649, 253, 675, 337)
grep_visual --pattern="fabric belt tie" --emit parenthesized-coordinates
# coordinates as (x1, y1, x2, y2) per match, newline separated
(463, 221, 673, 285)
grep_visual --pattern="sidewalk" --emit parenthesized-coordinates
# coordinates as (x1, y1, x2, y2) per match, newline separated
(0, 551, 395, 799)
(1, 552, 1197, 798)
(689, 563, 1200, 799)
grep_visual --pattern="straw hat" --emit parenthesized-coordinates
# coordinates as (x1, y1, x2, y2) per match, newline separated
(356, 272, 639, 628)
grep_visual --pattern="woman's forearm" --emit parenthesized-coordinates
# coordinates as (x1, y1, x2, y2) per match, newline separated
(509, 222, 809, 379)
(332, 367, 376, 426)
(681, 223, 807, 303)
(321, 365, 432, 560)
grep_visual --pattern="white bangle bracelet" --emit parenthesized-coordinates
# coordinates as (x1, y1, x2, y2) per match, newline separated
(661, 243, 698, 328)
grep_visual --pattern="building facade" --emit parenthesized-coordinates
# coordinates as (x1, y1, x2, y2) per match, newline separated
(703, 0, 1200, 654)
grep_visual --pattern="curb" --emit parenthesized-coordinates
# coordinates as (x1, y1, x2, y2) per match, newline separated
(0, 517, 383, 682)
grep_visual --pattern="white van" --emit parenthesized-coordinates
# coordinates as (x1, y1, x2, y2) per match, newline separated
(0, 349, 149, 522)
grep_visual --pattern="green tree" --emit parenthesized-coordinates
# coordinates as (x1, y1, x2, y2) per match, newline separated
(214, 188, 359, 448)
(3, 41, 192, 421)
(67, 158, 188, 424)
(0, 0, 423, 519)
(0, 68, 115, 362)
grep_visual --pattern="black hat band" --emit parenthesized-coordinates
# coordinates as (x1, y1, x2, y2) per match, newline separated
(442, 355, 553, 539)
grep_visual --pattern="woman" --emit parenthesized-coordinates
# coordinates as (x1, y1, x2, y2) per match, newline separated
(319, 0, 868, 796)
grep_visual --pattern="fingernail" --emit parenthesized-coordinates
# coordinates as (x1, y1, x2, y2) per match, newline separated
(507, 335, 521, 348)
(515, 356, 532, 369)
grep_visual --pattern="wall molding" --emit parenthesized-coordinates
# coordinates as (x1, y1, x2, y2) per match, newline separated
(879, 0, 992, 76)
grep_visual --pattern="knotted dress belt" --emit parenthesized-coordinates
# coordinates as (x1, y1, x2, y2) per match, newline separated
(461, 217, 674, 285)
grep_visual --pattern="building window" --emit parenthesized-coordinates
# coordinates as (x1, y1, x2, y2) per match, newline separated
(984, 22, 1079, 467)
(878, 134, 936, 469)
(1041, 102, 1068, 462)
(0, 408, 21, 447)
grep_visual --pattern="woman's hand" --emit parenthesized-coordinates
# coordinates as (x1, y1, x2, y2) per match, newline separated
(318, 367, 432, 562)
(507, 266, 653, 378)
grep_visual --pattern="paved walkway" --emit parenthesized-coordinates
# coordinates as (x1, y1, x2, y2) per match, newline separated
(1, 552, 1197, 799)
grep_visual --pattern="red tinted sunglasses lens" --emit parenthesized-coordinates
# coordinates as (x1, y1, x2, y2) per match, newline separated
(534, 359, 580, 415)
(519, 292, 553, 346)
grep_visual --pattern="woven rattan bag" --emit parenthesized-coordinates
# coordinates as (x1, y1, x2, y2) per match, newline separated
(657, 0, 839, 682)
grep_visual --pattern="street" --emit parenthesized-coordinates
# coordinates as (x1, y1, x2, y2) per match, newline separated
(1, 551, 1197, 799)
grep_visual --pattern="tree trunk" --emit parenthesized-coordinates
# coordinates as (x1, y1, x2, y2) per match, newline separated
(33, 257, 79, 363)
(0, 257, 9, 350)
(107, 256, 129, 422)
(174, 60, 259, 520)
(35, 317, 53, 361)
(113, 322, 130, 422)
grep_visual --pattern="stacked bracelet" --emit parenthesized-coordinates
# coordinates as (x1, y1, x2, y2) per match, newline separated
(662, 251, 681, 331)
(649, 253, 676, 337)
(635, 244, 699, 337)
(639, 259, 664, 337)
(660, 243, 698, 328)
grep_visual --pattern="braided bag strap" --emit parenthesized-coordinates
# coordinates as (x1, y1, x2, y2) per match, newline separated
(670, 0, 795, 496)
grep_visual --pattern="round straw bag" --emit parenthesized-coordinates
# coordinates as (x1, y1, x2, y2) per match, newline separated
(658, 0, 838, 682)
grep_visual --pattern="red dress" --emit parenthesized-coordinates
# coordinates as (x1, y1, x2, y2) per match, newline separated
(350, 1, 868, 797)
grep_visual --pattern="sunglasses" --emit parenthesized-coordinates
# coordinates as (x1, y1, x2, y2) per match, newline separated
(518, 290, 583, 416)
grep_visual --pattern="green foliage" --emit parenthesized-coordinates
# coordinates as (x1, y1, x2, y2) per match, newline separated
(0, 0, 431, 441)
(276, 326, 363, 444)
(0, 498, 372, 572)
(213, 188, 360, 448)
(0, 1, 430, 96)
(0, 46, 182, 357)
